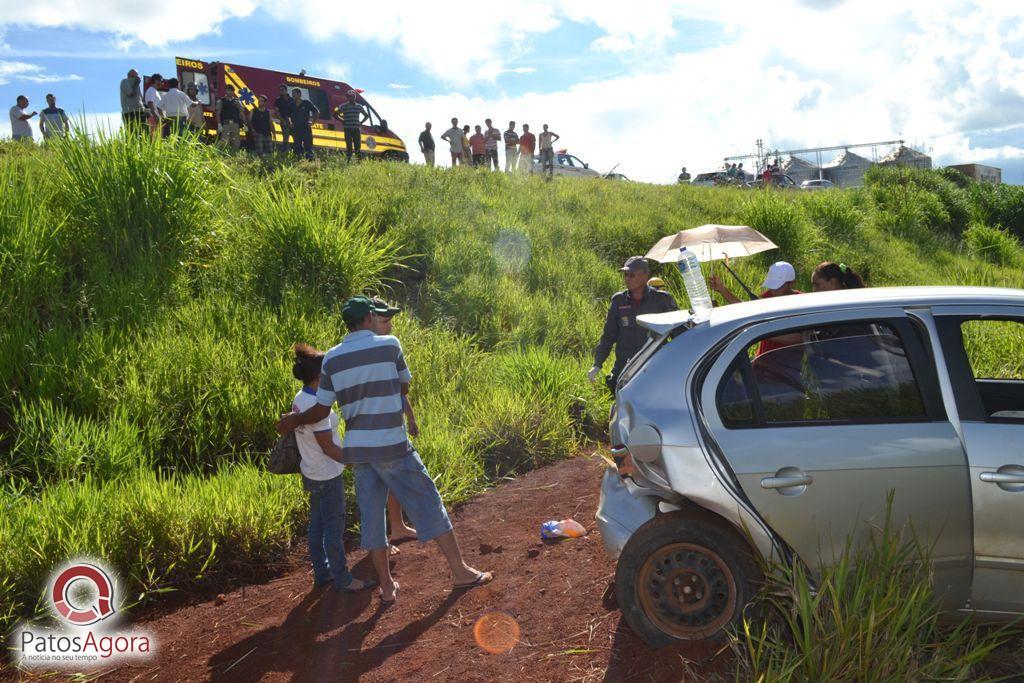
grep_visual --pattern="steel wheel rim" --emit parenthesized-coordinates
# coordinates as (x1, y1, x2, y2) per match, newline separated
(637, 542, 737, 639)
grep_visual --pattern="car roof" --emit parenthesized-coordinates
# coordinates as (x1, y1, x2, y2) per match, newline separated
(637, 286, 1024, 335)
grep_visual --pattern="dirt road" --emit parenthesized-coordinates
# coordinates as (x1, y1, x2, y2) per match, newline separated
(75, 455, 728, 682)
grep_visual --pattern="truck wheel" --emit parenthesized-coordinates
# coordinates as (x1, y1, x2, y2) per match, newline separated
(614, 511, 759, 648)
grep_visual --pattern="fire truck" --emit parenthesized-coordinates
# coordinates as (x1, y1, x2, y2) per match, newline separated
(167, 57, 408, 160)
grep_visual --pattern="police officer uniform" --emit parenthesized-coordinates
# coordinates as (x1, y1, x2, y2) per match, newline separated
(592, 256, 678, 393)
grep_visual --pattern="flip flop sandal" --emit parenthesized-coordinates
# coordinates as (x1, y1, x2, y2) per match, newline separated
(380, 581, 400, 604)
(453, 572, 494, 590)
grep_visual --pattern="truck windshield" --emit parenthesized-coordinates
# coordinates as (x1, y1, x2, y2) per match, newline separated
(364, 103, 383, 130)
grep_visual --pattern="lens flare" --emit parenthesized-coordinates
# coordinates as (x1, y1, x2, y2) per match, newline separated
(473, 611, 521, 654)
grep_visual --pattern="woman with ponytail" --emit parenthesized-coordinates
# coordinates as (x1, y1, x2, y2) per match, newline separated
(811, 261, 865, 292)
(291, 343, 376, 593)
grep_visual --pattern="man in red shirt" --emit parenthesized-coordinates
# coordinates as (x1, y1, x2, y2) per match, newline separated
(518, 123, 536, 173)
(469, 125, 486, 167)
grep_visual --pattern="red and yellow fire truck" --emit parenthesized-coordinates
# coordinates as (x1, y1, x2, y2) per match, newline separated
(170, 57, 408, 160)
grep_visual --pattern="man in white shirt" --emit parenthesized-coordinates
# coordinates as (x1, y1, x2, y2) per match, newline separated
(144, 74, 164, 139)
(9, 95, 37, 142)
(440, 117, 463, 166)
(538, 123, 560, 179)
(158, 78, 192, 136)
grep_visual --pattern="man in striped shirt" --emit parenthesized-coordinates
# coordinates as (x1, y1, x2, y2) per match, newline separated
(277, 296, 492, 603)
(337, 90, 368, 162)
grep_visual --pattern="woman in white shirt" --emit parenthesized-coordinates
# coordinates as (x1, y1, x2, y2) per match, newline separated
(292, 343, 376, 593)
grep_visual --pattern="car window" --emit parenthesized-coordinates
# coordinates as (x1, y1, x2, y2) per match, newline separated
(558, 155, 572, 166)
(570, 156, 586, 167)
(718, 359, 755, 425)
(718, 321, 926, 426)
(961, 320, 1024, 380)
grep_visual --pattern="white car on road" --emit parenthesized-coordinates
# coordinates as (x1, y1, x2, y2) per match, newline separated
(800, 178, 836, 191)
(529, 151, 601, 178)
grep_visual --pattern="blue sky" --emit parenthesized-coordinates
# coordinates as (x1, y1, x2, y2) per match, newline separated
(2, 1, 1022, 184)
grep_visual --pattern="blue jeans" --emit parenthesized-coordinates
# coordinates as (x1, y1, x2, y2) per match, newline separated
(353, 450, 453, 551)
(303, 474, 354, 588)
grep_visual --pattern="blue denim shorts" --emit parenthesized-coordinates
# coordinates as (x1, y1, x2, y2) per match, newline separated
(353, 450, 453, 551)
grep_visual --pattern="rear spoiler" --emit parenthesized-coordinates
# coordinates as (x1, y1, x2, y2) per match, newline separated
(636, 310, 696, 336)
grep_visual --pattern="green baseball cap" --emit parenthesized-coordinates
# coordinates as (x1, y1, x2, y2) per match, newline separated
(370, 298, 402, 318)
(342, 296, 389, 325)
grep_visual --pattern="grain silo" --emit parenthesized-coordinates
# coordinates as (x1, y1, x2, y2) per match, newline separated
(781, 156, 820, 185)
(822, 150, 873, 188)
(879, 144, 932, 170)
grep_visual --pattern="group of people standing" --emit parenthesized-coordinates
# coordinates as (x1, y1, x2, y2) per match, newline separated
(589, 256, 866, 394)
(8, 94, 71, 143)
(118, 69, 368, 161)
(417, 118, 561, 176)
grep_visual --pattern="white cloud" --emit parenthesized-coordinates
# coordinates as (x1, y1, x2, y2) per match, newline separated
(0, 59, 41, 84)
(590, 35, 636, 53)
(0, 59, 81, 85)
(320, 60, 349, 81)
(0, 0, 259, 45)
(19, 72, 84, 83)
(387, 83, 411, 90)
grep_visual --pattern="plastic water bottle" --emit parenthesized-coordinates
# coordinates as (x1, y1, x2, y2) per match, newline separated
(540, 519, 587, 540)
(676, 247, 713, 321)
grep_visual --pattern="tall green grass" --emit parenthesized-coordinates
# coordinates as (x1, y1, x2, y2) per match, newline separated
(2, 133, 1023, 642)
(732, 506, 1013, 681)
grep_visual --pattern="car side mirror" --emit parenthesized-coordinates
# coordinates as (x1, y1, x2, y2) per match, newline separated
(379, 119, 388, 132)
(584, 163, 589, 169)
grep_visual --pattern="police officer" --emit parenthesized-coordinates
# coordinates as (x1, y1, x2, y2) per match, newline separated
(589, 256, 677, 393)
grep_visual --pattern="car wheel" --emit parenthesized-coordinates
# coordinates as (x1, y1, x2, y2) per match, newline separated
(614, 510, 760, 647)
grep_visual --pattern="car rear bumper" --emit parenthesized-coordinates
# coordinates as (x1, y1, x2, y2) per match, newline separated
(596, 466, 658, 560)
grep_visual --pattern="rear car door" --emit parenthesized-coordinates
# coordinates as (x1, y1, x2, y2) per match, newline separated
(934, 306, 1024, 615)
(700, 309, 973, 606)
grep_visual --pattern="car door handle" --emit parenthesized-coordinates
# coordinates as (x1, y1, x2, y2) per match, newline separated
(761, 473, 813, 489)
(980, 471, 1024, 484)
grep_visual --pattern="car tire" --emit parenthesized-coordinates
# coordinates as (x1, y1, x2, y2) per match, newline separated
(614, 510, 760, 648)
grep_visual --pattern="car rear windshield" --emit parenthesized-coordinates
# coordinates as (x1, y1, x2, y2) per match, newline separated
(618, 325, 689, 389)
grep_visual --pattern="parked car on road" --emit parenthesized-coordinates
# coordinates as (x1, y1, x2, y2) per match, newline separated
(690, 171, 726, 187)
(529, 151, 601, 178)
(745, 174, 798, 189)
(800, 178, 836, 191)
(597, 287, 1024, 646)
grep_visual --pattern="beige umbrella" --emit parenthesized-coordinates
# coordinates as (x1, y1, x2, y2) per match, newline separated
(645, 224, 778, 300)
(645, 224, 777, 263)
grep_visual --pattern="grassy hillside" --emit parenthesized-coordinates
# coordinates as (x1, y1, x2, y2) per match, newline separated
(2, 132, 1024, 636)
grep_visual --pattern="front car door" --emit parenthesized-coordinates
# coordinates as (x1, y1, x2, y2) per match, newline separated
(700, 308, 973, 606)
(934, 306, 1024, 616)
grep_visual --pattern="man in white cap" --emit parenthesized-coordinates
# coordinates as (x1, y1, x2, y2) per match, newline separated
(710, 261, 803, 358)
(710, 261, 799, 304)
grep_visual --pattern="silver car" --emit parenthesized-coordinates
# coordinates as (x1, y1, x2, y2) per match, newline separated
(800, 178, 836, 191)
(529, 152, 601, 178)
(597, 287, 1024, 646)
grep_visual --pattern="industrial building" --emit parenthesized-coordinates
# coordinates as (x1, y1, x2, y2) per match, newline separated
(948, 163, 1002, 184)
